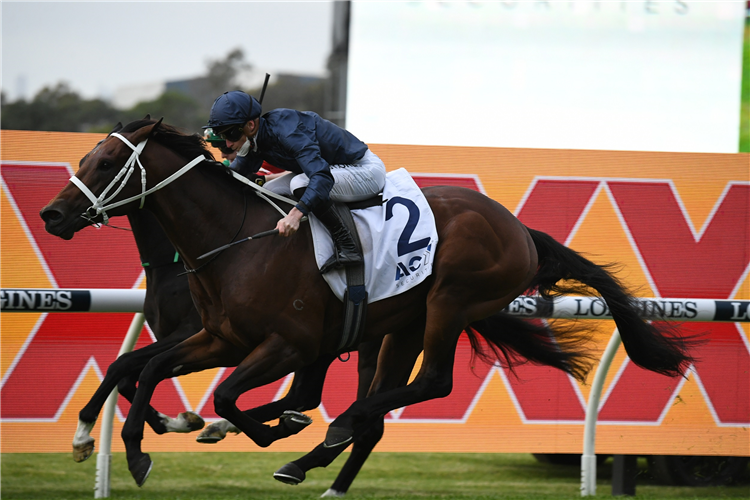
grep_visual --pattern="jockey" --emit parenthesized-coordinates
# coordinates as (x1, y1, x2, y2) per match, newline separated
(204, 90, 386, 272)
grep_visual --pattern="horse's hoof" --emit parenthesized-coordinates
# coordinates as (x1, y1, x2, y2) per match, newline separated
(178, 411, 205, 432)
(321, 488, 346, 497)
(323, 426, 353, 448)
(196, 423, 225, 444)
(280, 410, 312, 434)
(72, 437, 95, 463)
(273, 462, 305, 485)
(130, 454, 153, 487)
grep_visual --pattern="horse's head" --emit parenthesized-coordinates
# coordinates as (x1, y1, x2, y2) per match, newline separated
(40, 119, 176, 240)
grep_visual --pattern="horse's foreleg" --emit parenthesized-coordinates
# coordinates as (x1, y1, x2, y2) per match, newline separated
(212, 333, 306, 448)
(276, 332, 422, 486)
(244, 352, 336, 434)
(197, 354, 336, 444)
(117, 373, 205, 436)
(73, 339, 180, 462)
(121, 330, 241, 487)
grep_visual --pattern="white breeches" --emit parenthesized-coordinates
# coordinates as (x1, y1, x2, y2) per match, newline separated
(263, 149, 386, 202)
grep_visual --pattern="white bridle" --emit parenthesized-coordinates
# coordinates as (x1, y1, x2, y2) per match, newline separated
(69, 133, 206, 225)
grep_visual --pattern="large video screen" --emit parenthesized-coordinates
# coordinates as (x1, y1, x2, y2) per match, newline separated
(2, 131, 748, 455)
(347, 1, 746, 153)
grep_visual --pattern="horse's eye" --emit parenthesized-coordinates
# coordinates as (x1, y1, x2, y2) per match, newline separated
(99, 160, 115, 171)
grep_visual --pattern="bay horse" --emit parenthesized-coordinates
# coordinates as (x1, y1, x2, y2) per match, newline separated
(40, 119, 694, 491)
(71, 208, 206, 463)
(57, 124, 387, 495)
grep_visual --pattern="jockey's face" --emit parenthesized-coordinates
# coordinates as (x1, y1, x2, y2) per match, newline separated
(224, 119, 259, 152)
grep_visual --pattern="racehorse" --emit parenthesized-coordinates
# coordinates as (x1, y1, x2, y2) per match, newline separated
(71, 208, 206, 463)
(58, 123, 387, 496)
(40, 119, 695, 491)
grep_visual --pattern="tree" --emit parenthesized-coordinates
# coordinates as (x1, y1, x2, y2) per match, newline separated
(1, 47, 328, 133)
(1, 83, 118, 132)
(205, 48, 252, 99)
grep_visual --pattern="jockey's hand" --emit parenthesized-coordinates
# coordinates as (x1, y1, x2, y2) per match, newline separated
(276, 207, 304, 237)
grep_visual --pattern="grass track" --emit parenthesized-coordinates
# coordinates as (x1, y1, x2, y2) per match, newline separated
(1, 452, 748, 499)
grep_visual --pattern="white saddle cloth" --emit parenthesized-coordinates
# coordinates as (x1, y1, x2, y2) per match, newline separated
(309, 168, 438, 303)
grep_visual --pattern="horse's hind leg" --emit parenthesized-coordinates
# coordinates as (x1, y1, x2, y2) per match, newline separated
(276, 331, 422, 486)
(322, 338, 385, 497)
(73, 338, 183, 462)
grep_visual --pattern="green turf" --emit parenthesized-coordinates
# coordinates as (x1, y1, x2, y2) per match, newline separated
(1, 453, 748, 499)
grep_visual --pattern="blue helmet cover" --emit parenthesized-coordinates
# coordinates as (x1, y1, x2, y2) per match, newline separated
(204, 91, 262, 129)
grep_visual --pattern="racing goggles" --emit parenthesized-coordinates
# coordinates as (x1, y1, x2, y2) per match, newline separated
(215, 125, 245, 142)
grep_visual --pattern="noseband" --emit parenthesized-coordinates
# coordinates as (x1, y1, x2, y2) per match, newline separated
(69, 133, 206, 225)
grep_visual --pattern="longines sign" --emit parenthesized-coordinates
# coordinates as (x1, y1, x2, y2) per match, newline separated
(3, 288, 747, 323)
(0, 288, 145, 313)
(502, 296, 750, 323)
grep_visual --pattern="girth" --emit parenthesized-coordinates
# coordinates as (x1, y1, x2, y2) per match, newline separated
(331, 201, 372, 353)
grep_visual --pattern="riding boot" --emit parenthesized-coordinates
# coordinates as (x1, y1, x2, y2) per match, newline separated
(313, 201, 363, 274)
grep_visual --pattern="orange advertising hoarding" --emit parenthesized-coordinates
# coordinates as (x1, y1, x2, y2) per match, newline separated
(1, 130, 748, 456)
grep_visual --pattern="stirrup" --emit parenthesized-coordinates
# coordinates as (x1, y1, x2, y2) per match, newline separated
(320, 251, 362, 274)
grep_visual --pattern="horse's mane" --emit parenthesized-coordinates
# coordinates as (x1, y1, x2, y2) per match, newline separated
(119, 119, 216, 163)
(117, 118, 259, 203)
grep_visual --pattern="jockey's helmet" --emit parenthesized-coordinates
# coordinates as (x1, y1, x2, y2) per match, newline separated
(204, 91, 262, 129)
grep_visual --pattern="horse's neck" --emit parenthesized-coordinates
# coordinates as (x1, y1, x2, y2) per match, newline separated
(126, 210, 178, 266)
(147, 165, 273, 269)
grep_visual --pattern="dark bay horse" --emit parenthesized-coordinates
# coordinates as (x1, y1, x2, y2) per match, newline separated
(59, 125, 386, 495)
(71, 209, 206, 463)
(41, 119, 694, 491)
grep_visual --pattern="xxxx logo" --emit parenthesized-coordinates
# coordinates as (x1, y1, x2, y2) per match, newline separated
(1, 165, 748, 426)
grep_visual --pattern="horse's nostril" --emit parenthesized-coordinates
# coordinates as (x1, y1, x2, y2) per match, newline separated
(40, 208, 63, 224)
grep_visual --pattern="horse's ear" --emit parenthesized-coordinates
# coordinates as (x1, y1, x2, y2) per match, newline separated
(148, 118, 164, 139)
(125, 119, 162, 144)
(110, 122, 123, 134)
(143, 114, 151, 120)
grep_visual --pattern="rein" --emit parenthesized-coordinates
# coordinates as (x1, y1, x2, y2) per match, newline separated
(69, 130, 305, 274)
(179, 190, 249, 276)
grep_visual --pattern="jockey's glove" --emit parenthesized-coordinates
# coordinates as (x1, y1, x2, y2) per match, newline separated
(246, 173, 266, 187)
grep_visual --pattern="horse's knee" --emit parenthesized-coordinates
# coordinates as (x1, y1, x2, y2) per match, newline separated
(105, 355, 131, 379)
(117, 374, 137, 395)
(213, 388, 236, 419)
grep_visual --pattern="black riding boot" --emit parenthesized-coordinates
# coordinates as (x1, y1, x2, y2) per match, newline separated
(313, 201, 363, 273)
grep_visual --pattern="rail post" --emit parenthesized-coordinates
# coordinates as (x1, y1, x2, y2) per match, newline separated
(94, 313, 146, 498)
(580, 329, 622, 496)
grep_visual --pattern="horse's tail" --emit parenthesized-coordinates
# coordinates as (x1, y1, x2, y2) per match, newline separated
(525, 226, 694, 378)
(467, 311, 595, 382)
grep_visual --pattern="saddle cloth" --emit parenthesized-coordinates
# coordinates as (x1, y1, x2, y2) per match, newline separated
(309, 168, 438, 303)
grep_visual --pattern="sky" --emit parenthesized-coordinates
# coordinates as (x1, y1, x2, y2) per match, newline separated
(1, 1, 334, 103)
